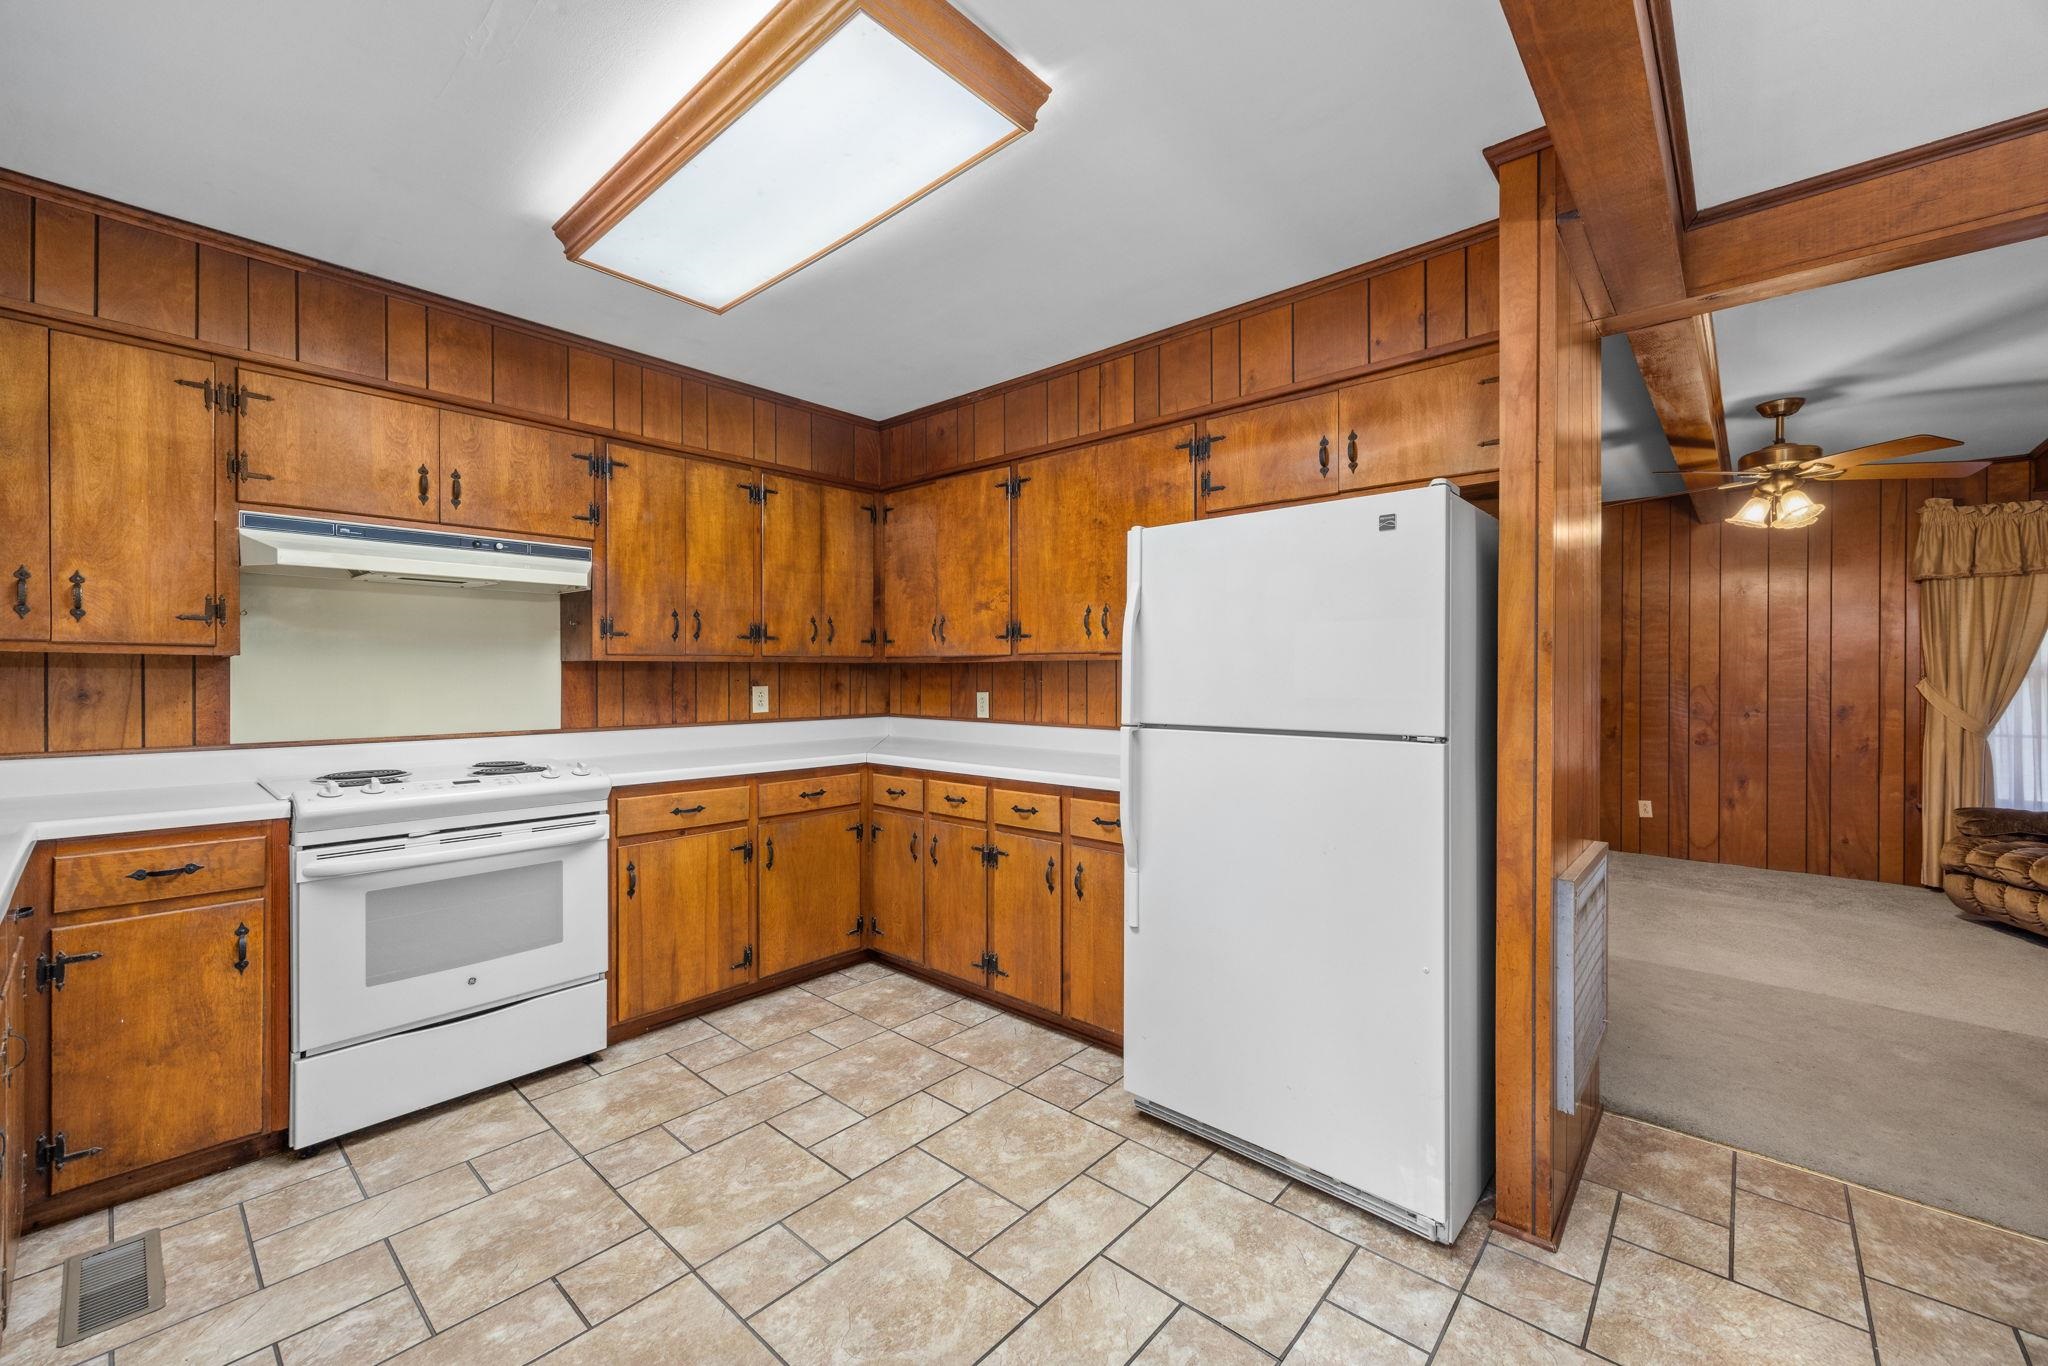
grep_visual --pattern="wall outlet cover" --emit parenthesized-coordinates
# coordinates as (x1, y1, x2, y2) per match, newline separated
(750, 684, 770, 714)
(975, 690, 990, 718)
(1637, 799, 1653, 818)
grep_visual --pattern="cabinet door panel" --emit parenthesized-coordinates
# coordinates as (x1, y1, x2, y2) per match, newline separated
(1200, 390, 1339, 513)
(50, 334, 217, 647)
(934, 470, 1012, 656)
(923, 819, 988, 989)
(48, 899, 266, 1192)
(613, 829, 751, 1023)
(684, 460, 761, 654)
(440, 411, 596, 540)
(867, 811, 925, 964)
(1015, 427, 1192, 654)
(988, 831, 1062, 1012)
(758, 811, 862, 976)
(1339, 350, 1500, 490)
(880, 481, 940, 657)
(604, 445, 688, 655)
(235, 369, 439, 521)
(761, 475, 822, 657)
(820, 485, 876, 657)
(1065, 843, 1124, 1035)
(0, 320, 49, 642)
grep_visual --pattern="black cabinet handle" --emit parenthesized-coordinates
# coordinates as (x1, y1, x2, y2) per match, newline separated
(910, 831, 919, 861)
(1045, 857, 1056, 893)
(671, 609, 681, 642)
(1074, 861, 1085, 899)
(1347, 430, 1359, 473)
(626, 860, 637, 898)
(938, 615, 947, 643)
(417, 464, 431, 505)
(128, 862, 203, 882)
(671, 804, 705, 816)
(944, 794, 968, 806)
(1011, 804, 1039, 817)
(931, 617, 940, 641)
(1317, 434, 1330, 476)
(929, 832, 939, 865)
(1093, 816, 1120, 829)
(450, 468, 463, 509)
(799, 788, 826, 800)
(692, 609, 702, 641)
(886, 787, 907, 798)
(764, 838, 775, 870)
(826, 617, 836, 644)
(809, 616, 819, 643)
(68, 571, 86, 621)
(1082, 605, 1092, 638)
(11, 566, 28, 620)
(1101, 603, 1111, 637)
(232, 922, 250, 974)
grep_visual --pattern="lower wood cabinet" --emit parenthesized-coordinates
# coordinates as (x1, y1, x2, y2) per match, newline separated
(613, 827, 753, 1023)
(866, 808, 926, 964)
(1064, 840, 1125, 1035)
(987, 829, 1062, 1012)
(922, 817, 990, 990)
(758, 809, 863, 977)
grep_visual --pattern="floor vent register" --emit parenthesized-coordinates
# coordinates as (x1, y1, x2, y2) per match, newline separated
(57, 1229, 165, 1346)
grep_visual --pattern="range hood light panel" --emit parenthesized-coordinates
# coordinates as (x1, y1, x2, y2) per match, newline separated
(555, 0, 1049, 313)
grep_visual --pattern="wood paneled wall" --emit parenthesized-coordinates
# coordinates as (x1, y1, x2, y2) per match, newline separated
(1599, 458, 2045, 886)
(880, 662, 1120, 728)
(0, 654, 229, 754)
(877, 226, 1498, 483)
(0, 174, 880, 480)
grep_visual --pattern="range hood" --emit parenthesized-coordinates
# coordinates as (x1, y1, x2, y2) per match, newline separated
(237, 512, 592, 593)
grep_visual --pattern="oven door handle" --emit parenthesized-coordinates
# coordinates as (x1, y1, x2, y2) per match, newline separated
(297, 820, 608, 881)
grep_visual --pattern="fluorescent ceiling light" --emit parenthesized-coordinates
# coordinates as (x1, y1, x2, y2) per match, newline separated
(555, 0, 1049, 313)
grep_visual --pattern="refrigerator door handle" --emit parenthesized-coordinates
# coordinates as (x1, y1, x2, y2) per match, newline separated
(1120, 526, 1143, 723)
(1120, 725, 1140, 930)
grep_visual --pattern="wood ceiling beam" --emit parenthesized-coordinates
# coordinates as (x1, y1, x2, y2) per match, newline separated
(1497, 0, 1729, 508)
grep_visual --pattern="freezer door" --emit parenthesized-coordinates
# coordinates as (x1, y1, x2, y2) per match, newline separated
(1123, 726, 1451, 1225)
(1125, 486, 1451, 736)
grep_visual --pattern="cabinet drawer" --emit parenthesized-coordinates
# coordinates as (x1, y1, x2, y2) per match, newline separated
(1069, 798, 1123, 845)
(759, 772, 861, 817)
(926, 779, 987, 822)
(871, 774, 924, 812)
(53, 833, 267, 913)
(993, 788, 1060, 834)
(616, 785, 750, 838)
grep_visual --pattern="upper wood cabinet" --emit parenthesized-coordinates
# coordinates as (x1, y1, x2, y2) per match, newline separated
(819, 485, 876, 658)
(880, 479, 941, 658)
(613, 827, 752, 1024)
(234, 369, 440, 522)
(761, 474, 823, 657)
(1338, 349, 1500, 490)
(439, 411, 598, 540)
(879, 467, 1009, 658)
(1014, 426, 1193, 654)
(49, 333, 220, 648)
(758, 810, 862, 977)
(684, 459, 762, 655)
(1198, 389, 1340, 513)
(0, 319, 50, 644)
(602, 445, 688, 654)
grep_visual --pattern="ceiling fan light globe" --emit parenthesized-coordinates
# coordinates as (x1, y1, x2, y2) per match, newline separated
(1772, 495, 1825, 530)
(1727, 492, 1777, 528)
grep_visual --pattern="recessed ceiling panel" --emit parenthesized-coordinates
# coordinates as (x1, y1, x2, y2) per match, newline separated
(1669, 0, 2048, 211)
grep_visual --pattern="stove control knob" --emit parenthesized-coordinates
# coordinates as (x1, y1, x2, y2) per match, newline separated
(541, 765, 562, 779)
(365, 776, 386, 793)
(569, 761, 591, 777)
(316, 779, 342, 798)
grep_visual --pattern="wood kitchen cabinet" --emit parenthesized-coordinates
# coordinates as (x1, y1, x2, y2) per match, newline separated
(761, 473, 823, 656)
(757, 809, 863, 977)
(602, 445, 688, 654)
(1198, 388, 1340, 513)
(1064, 835, 1124, 1035)
(49, 332, 222, 649)
(0, 319, 49, 645)
(1338, 349, 1500, 490)
(438, 411, 598, 540)
(922, 817, 990, 988)
(819, 485, 876, 657)
(613, 826, 754, 1023)
(880, 478, 939, 657)
(986, 829, 1062, 1012)
(866, 807, 925, 964)
(1013, 426, 1193, 654)
(684, 458, 762, 654)
(233, 368, 441, 522)
(882, 468, 1009, 657)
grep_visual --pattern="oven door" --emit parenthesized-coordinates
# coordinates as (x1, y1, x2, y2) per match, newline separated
(293, 813, 609, 1055)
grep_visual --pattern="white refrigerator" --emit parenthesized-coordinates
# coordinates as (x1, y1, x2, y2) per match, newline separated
(1120, 480, 1496, 1244)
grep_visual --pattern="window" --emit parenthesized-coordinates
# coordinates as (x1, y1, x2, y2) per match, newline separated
(1989, 635, 2048, 808)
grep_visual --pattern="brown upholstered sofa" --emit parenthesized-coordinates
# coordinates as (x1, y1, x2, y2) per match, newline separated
(1941, 807, 2048, 938)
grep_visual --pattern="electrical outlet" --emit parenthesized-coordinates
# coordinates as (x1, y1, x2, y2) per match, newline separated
(750, 684, 770, 714)
(1637, 799, 1653, 818)
(976, 690, 990, 719)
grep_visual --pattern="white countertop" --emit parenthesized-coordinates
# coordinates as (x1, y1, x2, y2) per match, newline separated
(0, 718, 1119, 901)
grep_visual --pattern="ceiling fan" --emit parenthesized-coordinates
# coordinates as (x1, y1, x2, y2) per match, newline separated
(1676, 397, 1986, 529)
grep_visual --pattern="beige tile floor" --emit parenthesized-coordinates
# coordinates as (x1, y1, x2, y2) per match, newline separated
(7, 961, 2046, 1365)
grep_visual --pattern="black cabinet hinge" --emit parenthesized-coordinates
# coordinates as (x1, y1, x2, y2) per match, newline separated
(862, 503, 877, 523)
(225, 451, 274, 484)
(598, 616, 632, 640)
(574, 451, 628, 480)
(731, 839, 754, 864)
(881, 504, 894, 523)
(35, 1133, 101, 1173)
(1000, 621, 1031, 644)
(732, 943, 754, 970)
(847, 822, 867, 840)
(572, 501, 602, 527)
(973, 843, 1008, 869)
(848, 915, 867, 937)
(973, 950, 1009, 979)
(1176, 433, 1224, 463)
(36, 950, 102, 992)
(996, 473, 1032, 499)
(176, 379, 271, 414)
(738, 478, 768, 505)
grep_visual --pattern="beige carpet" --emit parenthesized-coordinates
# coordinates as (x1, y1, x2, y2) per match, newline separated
(1605, 852, 2048, 1238)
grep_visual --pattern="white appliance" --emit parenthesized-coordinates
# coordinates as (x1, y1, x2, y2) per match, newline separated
(1120, 481, 1496, 1243)
(262, 758, 612, 1146)
(238, 511, 593, 593)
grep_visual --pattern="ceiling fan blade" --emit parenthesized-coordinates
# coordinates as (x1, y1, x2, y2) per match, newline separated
(1833, 460, 1989, 480)
(1812, 435, 1964, 472)
(1675, 468, 1751, 482)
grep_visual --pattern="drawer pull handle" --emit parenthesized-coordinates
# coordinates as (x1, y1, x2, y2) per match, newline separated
(1074, 861, 1085, 900)
(128, 862, 203, 882)
(1092, 816, 1120, 829)
(944, 794, 968, 806)
(799, 788, 826, 800)
(885, 787, 907, 798)
(232, 922, 250, 974)
(672, 804, 706, 816)
(1011, 805, 1039, 817)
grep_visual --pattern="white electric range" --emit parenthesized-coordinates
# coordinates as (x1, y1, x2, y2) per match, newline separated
(259, 758, 613, 1147)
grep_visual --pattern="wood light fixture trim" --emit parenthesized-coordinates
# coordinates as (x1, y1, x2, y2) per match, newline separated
(552, 0, 1051, 314)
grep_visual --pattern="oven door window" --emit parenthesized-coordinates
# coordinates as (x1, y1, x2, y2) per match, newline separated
(364, 863, 564, 987)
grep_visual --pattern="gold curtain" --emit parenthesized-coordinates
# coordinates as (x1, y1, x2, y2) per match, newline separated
(1914, 499, 2048, 884)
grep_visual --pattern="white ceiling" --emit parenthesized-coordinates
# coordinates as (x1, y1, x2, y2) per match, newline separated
(1668, 0, 2048, 210)
(0, 0, 1539, 419)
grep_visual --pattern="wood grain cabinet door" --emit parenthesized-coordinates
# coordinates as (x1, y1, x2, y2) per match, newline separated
(880, 480, 940, 657)
(1199, 390, 1340, 513)
(1064, 842, 1124, 1035)
(439, 411, 597, 540)
(684, 460, 762, 655)
(1014, 427, 1193, 654)
(49, 333, 218, 647)
(233, 369, 440, 521)
(603, 446, 688, 655)
(46, 899, 267, 1193)
(757, 811, 862, 977)
(1338, 349, 1500, 491)
(0, 319, 50, 643)
(987, 831, 1062, 1012)
(820, 485, 876, 657)
(613, 829, 752, 1024)
(0, 936, 22, 1315)
(932, 469, 1012, 656)
(922, 820, 989, 988)
(760, 474, 822, 657)
(867, 811, 925, 964)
